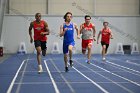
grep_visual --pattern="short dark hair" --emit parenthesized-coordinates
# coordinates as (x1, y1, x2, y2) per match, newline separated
(35, 13, 41, 17)
(103, 21, 109, 25)
(85, 15, 91, 19)
(63, 12, 72, 21)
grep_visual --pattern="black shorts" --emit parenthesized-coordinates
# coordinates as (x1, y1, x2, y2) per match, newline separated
(101, 41, 109, 49)
(34, 40, 47, 50)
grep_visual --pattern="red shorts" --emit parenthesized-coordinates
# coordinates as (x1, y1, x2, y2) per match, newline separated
(82, 39, 93, 50)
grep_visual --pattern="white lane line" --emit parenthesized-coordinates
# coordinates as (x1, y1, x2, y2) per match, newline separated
(106, 60, 140, 74)
(75, 59, 134, 93)
(108, 57, 140, 67)
(90, 62, 140, 87)
(20, 71, 130, 73)
(6, 60, 26, 93)
(49, 58, 109, 93)
(44, 60, 60, 93)
(15, 58, 28, 93)
(123, 55, 140, 61)
(104, 61, 140, 77)
(126, 60, 140, 66)
(49, 59, 76, 93)
(14, 81, 139, 85)
(92, 57, 140, 77)
(72, 64, 109, 93)
(14, 82, 52, 84)
(26, 58, 49, 61)
(20, 71, 47, 72)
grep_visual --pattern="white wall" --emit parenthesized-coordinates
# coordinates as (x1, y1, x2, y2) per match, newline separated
(96, 0, 139, 16)
(1, 15, 140, 54)
(9, 0, 47, 14)
(48, 0, 94, 15)
(8, 0, 139, 16)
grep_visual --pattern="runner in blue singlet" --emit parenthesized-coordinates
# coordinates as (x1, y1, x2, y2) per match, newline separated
(60, 12, 80, 72)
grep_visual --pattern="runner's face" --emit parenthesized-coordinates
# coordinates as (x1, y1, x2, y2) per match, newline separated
(85, 17, 91, 24)
(35, 14, 41, 22)
(104, 23, 108, 28)
(66, 14, 72, 22)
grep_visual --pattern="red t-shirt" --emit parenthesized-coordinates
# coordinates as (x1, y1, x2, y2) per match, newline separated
(101, 28, 111, 44)
(33, 20, 47, 41)
(83, 23, 94, 30)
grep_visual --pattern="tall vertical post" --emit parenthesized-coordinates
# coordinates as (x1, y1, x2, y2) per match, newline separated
(0, 0, 7, 42)
(93, 0, 96, 16)
(139, 0, 140, 15)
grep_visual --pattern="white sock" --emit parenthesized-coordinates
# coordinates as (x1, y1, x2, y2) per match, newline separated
(38, 65, 42, 69)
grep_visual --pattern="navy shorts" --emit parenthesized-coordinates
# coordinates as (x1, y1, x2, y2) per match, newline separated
(63, 41, 75, 54)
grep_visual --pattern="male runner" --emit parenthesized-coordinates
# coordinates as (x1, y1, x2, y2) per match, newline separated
(97, 22, 113, 61)
(60, 12, 80, 72)
(80, 15, 96, 64)
(29, 13, 50, 73)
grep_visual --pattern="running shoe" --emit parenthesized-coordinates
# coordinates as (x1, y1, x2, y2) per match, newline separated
(102, 57, 106, 61)
(42, 50, 46, 56)
(65, 67, 69, 72)
(86, 59, 90, 64)
(69, 60, 73, 67)
(38, 65, 43, 74)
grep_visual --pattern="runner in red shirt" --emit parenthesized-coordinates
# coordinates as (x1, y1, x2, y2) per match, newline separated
(97, 22, 113, 61)
(29, 13, 50, 73)
(80, 15, 96, 64)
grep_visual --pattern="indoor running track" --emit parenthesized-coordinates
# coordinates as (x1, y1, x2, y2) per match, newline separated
(0, 54, 140, 93)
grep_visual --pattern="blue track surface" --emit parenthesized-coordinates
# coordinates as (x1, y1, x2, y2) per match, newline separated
(0, 54, 140, 93)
